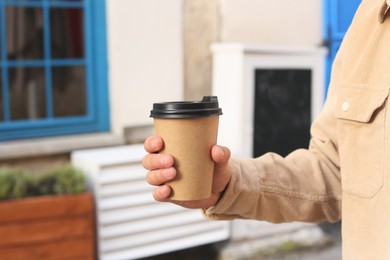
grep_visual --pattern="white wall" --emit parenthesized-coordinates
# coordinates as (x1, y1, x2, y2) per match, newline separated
(106, 0, 183, 136)
(105, 0, 322, 137)
(220, 0, 323, 46)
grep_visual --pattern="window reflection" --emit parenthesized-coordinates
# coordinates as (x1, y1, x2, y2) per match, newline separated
(52, 66, 86, 117)
(51, 8, 84, 59)
(9, 67, 46, 120)
(6, 7, 44, 60)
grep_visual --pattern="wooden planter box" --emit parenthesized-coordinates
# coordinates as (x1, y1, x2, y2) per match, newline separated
(0, 192, 96, 260)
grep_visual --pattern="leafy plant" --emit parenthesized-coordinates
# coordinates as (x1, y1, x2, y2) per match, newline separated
(0, 164, 87, 201)
(0, 168, 33, 200)
(38, 164, 86, 196)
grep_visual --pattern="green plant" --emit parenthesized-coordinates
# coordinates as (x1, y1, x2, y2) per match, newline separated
(0, 168, 33, 200)
(0, 164, 87, 201)
(38, 164, 86, 196)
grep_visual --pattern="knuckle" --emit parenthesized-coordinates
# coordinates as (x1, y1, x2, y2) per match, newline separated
(142, 154, 168, 170)
(141, 154, 153, 170)
(152, 189, 160, 201)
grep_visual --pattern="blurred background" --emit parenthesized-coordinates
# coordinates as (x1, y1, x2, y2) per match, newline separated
(0, 0, 360, 259)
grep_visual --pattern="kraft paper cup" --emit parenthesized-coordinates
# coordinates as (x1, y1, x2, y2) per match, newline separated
(150, 96, 223, 201)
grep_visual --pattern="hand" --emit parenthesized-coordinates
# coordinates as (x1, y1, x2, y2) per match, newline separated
(142, 136, 232, 209)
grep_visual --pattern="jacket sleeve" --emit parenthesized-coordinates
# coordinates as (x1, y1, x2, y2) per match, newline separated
(204, 49, 345, 224)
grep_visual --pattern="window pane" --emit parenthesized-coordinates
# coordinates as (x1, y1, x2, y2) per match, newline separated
(50, 8, 84, 59)
(9, 67, 46, 120)
(6, 7, 44, 60)
(52, 66, 86, 117)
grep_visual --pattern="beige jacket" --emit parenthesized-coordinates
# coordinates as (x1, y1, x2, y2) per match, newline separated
(204, 0, 390, 259)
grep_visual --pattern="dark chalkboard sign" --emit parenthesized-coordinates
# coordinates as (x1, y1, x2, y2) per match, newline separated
(253, 69, 311, 157)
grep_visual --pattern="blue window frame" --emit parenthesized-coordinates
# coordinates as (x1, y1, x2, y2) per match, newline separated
(0, 0, 109, 141)
(323, 0, 361, 96)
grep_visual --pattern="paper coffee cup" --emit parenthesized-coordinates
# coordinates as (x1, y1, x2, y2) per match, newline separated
(150, 96, 223, 201)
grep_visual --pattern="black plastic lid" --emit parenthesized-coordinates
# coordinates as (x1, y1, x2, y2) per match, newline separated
(150, 96, 223, 119)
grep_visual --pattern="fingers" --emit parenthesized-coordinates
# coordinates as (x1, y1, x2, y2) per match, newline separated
(211, 145, 231, 168)
(144, 136, 164, 153)
(143, 135, 174, 170)
(211, 145, 232, 194)
(143, 136, 232, 207)
(152, 185, 172, 202)
(142, 153, 174, 170)
(143, 136, 175, 201)
(146, 167, 176, 186)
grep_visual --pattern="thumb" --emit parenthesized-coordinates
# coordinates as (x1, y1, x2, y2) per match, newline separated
(211, 145, 232, 195)
(211, 145, 231, 175)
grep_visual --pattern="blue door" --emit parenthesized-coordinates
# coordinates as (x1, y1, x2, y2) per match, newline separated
(323, 0, 361, 95)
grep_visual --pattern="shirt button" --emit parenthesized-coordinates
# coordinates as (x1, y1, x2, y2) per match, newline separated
(342, 102, 349, 112)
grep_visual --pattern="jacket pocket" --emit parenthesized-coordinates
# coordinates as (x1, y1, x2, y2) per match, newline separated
(335, 86, 389, 198)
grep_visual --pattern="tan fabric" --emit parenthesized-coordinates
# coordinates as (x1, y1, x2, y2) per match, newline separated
(204, 0, 390, 259)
